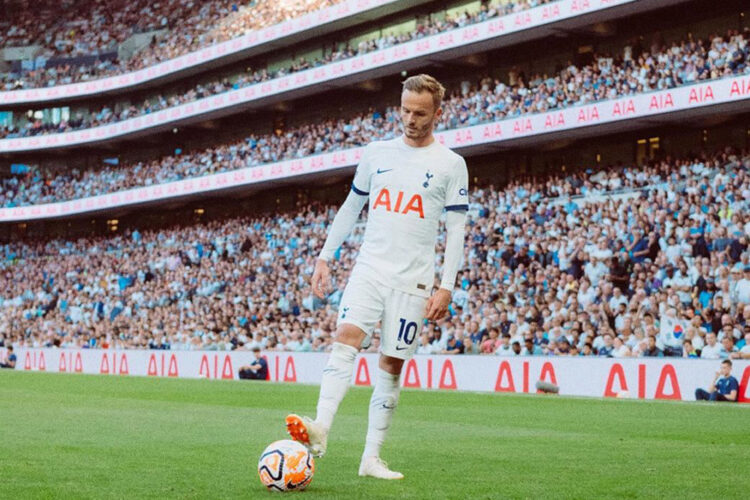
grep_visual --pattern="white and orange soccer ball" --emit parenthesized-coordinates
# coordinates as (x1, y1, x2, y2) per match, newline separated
(258, 439, 315, 492)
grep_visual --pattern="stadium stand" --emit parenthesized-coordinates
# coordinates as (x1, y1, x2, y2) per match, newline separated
(0, 0, 341, 89)
(1, 26, 748, 206)
(1, 149, 749, 359)
(0, 0, 559, 92)
(1, 0, 749, 366)
(7, 7, 746, 139)
(0, 0, 562, 130)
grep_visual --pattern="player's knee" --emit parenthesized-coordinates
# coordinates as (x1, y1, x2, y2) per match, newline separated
(334, 324, 366, 349)
(379, 355, 404, 375)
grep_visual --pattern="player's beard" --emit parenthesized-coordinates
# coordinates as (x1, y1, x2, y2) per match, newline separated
(404, 120, 434, 140)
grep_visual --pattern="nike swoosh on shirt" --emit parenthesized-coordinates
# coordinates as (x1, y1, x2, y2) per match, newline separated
(395, 346, 408, 351)
(376, 168, 393, 174)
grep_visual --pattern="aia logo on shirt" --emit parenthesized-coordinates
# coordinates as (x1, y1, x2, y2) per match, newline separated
(372, 188, 424, 218)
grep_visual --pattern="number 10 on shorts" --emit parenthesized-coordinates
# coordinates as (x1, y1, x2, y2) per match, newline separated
(397, 318, 418, 345)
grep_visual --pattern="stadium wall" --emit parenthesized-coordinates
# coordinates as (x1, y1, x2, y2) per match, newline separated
(7, 348, 750, 403)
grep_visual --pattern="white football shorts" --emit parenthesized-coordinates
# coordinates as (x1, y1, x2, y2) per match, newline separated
(336, 270, 428, 360)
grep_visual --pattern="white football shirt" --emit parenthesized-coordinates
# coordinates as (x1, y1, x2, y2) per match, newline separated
(350, 136, 468, 297)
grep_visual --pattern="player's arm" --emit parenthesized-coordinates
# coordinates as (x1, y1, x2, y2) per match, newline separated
(312, 156, 371, 298)
(426, 159, 469, 321)
(424, 211, 465, 320)
(438, 209, 466, 282)
(313, 190, 368, 298)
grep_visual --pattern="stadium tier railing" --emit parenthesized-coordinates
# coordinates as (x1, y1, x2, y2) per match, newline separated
(0, 0, 691, 152)
(0, 73, 748, 222)
(0, 0, 433, 107)
(6, 347, 750, 402)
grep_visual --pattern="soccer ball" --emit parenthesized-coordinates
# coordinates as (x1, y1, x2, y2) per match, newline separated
(258, 439, 315, 492)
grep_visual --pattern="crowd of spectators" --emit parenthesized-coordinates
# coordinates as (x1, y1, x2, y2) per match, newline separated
(0, 0, 549, 91)
(1, 2, 749, 359)
(1, 0, 340, 88)
(2, 0, 178, 56)
(0, 0, 559, 126)
(9, 9, 748, 136)
(1, 27, 749, 208)
(1, 147, 750, 361)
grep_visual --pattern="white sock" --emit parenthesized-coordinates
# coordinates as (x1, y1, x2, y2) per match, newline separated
(315, 342, 358, 431)
(363, 368, 401, 459)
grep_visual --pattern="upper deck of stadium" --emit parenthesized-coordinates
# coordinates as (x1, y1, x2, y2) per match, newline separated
(0, 0, 689, 152)
(0, 0, 747, 223)
(0, 0, 431, 103)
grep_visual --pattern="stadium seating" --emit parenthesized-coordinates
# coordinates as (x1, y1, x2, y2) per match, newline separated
(0, 0, 561, 123)
(1, 149, 748, 359)
(1, 1, 748, 364)
(1, 28, 748, 208)
(1, 0, 341, 89)
(2, 0, 551, 92)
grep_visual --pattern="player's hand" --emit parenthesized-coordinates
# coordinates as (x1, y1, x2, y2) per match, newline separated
(425, 288, 452, 321)
(311, 259, 332, 299)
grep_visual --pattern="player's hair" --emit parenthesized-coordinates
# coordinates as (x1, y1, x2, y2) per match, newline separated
(402, 74, 446, 110)
(722, 359, 732, 367)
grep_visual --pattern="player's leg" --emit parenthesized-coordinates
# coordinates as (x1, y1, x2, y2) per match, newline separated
(358, 354, 405, 479)
(359, 289, 426, 480)
(286, 272, 382, 457)
(315, 323, 365, 430)
(286, 323, 364, 457)
(363, 354, 404, 460)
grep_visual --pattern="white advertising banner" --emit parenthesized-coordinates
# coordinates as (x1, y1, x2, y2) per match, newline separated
(0, 74, 748, 222)
(5, 348, 750, 403)
(0, 0, 635, 153)
(0, 0, 401, 106)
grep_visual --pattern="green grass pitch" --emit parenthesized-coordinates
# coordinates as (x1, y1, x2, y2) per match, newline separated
(1, 371, 748, 499)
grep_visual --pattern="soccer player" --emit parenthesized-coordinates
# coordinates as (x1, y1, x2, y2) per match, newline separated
(285, 74, 468, 480)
